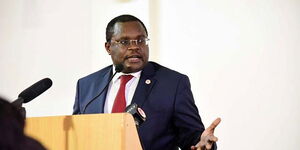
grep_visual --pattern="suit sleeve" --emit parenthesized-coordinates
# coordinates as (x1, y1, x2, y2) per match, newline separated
(73, 80, 81, 114)
(173, 75, 205, 150)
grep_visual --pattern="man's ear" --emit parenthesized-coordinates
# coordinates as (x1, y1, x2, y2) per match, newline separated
(105, 42, 111, 55)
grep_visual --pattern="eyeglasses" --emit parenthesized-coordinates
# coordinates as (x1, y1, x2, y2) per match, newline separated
(110, 38, 150, 48)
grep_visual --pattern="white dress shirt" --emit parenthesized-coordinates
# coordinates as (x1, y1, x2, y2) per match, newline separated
(104, 67, 141, 113)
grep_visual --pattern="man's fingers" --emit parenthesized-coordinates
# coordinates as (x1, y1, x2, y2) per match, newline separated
(207, 117, 221, 131)
(208, 135, 218, 142)
(195, 118, 221, 150)
(205, 143, 213, 150)
(204, 136, 217, 150)
(190, 145, 200, 150)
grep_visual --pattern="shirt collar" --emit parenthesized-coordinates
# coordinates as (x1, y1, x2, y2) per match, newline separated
(112, 65, 142, 83)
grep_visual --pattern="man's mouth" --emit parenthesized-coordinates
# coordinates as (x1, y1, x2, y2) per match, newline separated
(126, 55, 142, 63)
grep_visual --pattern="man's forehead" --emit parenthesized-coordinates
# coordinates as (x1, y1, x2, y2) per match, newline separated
(112, 21, 147, 38)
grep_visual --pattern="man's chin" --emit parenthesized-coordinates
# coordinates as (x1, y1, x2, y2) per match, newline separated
(123, 63, 145, 73)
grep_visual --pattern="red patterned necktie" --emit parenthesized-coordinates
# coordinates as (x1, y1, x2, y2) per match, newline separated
(111, 75, 133, 113)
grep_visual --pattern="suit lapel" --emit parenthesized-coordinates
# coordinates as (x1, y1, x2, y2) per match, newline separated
(99, 67, 113, 112)
(87, 66, 112, 113)
(131, 62, 157, 107)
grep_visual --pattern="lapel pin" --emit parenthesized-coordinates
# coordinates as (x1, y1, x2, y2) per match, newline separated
(145, 79, 151, 84)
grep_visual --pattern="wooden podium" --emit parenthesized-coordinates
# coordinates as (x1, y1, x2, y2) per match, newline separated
(25, 113, 142, 150)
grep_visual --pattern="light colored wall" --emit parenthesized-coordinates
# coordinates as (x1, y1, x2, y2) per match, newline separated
(0, 0, 299, 149)
(0, 0, 150, 116)
(157, 0, 300, 149)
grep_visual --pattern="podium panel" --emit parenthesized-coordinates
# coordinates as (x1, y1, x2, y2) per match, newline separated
(25, 113, 142, 150)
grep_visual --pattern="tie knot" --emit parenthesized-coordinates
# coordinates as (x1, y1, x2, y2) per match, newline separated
(120, 75, 133, 85)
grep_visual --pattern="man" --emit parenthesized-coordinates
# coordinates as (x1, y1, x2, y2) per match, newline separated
(73, 14, 220, 150)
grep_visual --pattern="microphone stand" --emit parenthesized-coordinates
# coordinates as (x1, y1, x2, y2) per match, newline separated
(12, 98, 26, 119)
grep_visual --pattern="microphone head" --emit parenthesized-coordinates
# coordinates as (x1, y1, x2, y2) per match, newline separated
(18, 78, 52, 103)
(125, 103, 146, 126)
(115, 64, 124, 73)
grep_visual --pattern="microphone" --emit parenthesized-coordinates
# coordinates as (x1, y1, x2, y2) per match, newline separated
(115, 63, 124, 73)
(82, 64, 124, 114)
(125, 103, 146, 150)
(12, 78, 53, 107)
(11, 78, 52, 118)
(125, 103, 146, 127)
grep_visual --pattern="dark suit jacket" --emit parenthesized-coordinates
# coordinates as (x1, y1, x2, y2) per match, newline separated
(73, 61, 206, 150)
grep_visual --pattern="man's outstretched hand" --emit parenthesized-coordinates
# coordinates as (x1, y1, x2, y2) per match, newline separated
(191, 118, 221, 150)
